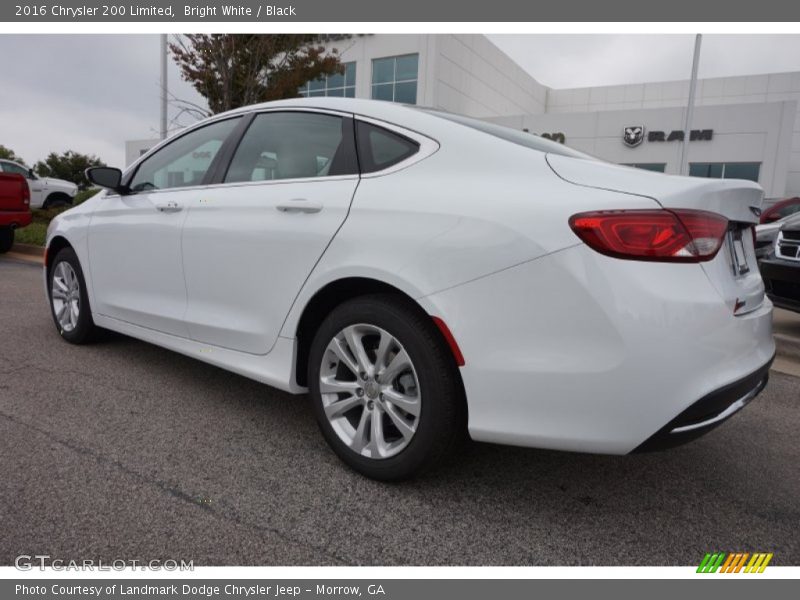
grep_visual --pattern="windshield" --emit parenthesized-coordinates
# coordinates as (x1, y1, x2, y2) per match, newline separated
(418, 108, 596, 160)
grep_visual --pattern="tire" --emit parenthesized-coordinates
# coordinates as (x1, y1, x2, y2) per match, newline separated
(0, 227, 13, 253)
(43, 193, 72, 209)
(308, 294, 466, 481)
(48, 247, 99, 344)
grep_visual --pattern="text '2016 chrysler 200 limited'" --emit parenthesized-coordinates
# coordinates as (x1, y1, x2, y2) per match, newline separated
(44, 98, 775, 480)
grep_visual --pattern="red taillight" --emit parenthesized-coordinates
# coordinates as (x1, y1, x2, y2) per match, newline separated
(568, 209, 728, 262)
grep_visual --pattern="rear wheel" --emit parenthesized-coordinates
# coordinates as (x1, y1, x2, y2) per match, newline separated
(48, 247, 99, 344)
(0, 227, 13, 253)
(308, 294, 465, 481)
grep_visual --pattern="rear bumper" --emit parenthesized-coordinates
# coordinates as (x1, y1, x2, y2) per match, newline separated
(421, 244, 776, 454)
(633, 356, 772, 452)
(760, 257, 800, 312)
(0, 211, 32, 229)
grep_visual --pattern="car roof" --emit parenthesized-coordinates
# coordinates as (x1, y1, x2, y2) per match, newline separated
(217, 97, 420, 121)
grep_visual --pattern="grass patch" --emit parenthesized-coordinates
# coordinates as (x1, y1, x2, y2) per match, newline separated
(18, 188, 103, 247)
(15, 222, 47, 247)
(74, 188, 101, 205)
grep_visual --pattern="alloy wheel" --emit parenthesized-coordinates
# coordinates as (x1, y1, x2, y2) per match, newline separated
(51, 261, 81, 332)
(320, 324, 421, 459)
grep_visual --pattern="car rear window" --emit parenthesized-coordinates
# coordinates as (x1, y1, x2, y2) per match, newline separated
(356, 121, 420, 173)
(419, 108, 595, 160)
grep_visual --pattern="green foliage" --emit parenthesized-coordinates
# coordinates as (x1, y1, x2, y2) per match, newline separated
(14, 222, 47, 247)
(74, 188, 102, 205)
(169, 34, 347, 115)
(34, 151, 105, 191)
(0, 145, 24, 164)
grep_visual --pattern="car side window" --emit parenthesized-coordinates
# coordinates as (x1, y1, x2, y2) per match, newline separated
(355, 121, 420, 173)
(2, 161, 30, 177)
(224, 112, 357, 183)
(128, 117, 240, 193)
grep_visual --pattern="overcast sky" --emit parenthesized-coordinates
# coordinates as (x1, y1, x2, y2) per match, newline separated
(2, 34, 800, 167)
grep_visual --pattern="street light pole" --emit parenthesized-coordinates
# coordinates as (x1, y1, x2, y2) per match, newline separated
(160, 34, 168, 140)
(679, 34, 702, 176)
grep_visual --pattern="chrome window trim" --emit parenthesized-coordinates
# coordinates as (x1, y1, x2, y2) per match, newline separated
(114, 108, 358, 198)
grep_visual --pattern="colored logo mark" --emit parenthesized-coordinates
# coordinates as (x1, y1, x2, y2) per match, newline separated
(697, 552, 773, 573)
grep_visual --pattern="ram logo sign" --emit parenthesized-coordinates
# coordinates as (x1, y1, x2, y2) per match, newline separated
(623, 126, 645, 147)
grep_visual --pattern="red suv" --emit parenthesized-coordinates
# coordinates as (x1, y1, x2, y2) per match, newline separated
(0, 172, 32, 253)
(761, 197, 800, 224)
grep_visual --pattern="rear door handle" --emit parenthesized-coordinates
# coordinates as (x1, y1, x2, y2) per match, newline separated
(276, 199, 323, 214)
(156, 201, 182, 213)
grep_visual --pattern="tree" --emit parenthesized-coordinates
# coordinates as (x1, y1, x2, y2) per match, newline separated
(169, 34, 347, 117)
(0, 145, 24, 164)
(34, 151, 105, 191)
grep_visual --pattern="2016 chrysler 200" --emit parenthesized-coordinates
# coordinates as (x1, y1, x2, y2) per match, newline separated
(45, 98, 775, 480)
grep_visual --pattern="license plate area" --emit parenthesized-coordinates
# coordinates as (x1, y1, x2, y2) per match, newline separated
(727, 227, 750, 276)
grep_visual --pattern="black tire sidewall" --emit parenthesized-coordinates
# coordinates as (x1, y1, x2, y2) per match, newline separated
(308, 295, 462, 481)
(48, 247, 95, 344)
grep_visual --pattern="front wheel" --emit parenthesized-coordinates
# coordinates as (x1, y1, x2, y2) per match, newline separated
(308, 294, 466, 481)
(48, 247, 99, 344)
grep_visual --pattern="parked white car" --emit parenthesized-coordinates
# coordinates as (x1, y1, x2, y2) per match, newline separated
(0, 159, 77, 209)
(44, 98, 775, 480)
(755, 212, 800, 259)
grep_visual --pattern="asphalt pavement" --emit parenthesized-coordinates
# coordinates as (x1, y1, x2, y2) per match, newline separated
(1, 257, 798, 566)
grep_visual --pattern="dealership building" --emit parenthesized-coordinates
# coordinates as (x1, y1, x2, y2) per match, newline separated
(127, 34, 800, 203)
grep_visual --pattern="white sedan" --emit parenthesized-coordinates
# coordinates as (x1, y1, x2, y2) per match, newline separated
(45, 98, 775, 480)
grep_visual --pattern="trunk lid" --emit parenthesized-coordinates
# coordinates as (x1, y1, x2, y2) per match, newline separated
(547, 154, 766, 315)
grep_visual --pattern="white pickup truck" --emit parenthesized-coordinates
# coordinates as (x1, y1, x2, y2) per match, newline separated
(0, 159, 78, 209)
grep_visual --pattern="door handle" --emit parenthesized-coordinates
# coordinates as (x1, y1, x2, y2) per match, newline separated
(276, 199, 323, 214)
(156, 201, 182, 213)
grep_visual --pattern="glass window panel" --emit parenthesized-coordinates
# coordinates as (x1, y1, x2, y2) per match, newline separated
(308, 78, 326, 91)
(356, 121, 420, 173)
(225, 112, 348, 183)
(129, 117, 239, 192)
(723, 163, 760, 182)
(393, 81, 418, 104)
(372, 83, 394, 101)
(328, 70, 345, 89)
(395, 54, 419, 81)
(345, 62, 356, 87)
(326, 87, 345, 97)
(344, 87, 356, 98)
(690, 163, 724, 178)
(631, 163, 666, 172)
(308, 90, 326, 97)
(372, 57, 395, 84)
(689, 163, 707, 177)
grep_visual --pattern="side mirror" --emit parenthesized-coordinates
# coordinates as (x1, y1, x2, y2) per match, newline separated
(27, 168, 37, 180)
(86, 167, 125, 193)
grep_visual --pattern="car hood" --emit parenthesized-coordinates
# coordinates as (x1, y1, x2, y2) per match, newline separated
(546, 153, 764, 224)
(779, 213, 800, 232)
(41, 177, 77, 190)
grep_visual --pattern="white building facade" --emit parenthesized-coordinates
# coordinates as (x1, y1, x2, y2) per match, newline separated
(125, 34, 800, 203)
